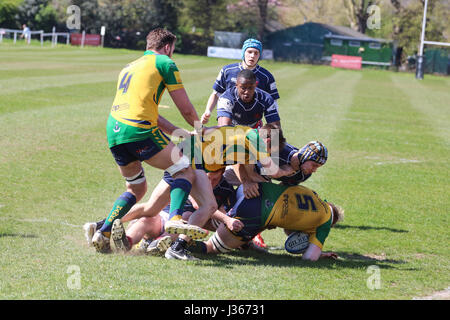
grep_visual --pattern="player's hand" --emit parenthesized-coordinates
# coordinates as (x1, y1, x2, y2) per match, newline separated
(226, 218, 244, 232)
(201, 111, 211, 124)
(243, 181, 260, 199)
(320, 252, 339, 260)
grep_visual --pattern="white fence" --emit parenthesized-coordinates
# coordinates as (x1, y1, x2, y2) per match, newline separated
(0, 28, 70, 46)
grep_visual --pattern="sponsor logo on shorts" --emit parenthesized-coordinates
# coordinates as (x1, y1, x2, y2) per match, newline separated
(113, 121, 121, 133)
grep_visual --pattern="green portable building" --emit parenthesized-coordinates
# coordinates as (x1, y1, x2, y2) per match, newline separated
(265, 22, 393, 67)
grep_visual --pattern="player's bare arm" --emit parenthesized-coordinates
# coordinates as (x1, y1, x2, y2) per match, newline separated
(201, 91, 220, 124)
(169, 88, 200, 127)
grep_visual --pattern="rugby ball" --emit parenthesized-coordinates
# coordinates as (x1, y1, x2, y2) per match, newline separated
(284, 232, 309, 254)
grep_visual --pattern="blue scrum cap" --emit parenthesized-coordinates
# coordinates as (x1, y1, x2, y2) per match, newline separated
(242, 38, 263, 61)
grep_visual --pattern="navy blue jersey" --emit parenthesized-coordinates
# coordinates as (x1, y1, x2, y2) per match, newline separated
(213, 177, 237, 211)
(217, 87, 280, 127)
(213, 63, 280, 100)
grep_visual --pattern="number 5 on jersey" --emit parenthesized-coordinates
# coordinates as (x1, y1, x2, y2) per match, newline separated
(119, 72, 133, 94)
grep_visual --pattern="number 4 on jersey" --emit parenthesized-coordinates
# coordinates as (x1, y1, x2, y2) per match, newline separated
(119, 72, 133, 94)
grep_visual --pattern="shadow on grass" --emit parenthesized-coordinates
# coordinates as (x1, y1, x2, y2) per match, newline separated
(194, 249, 415, 271)
(334, 224, 409, 233)
(0, 232, 38, 239)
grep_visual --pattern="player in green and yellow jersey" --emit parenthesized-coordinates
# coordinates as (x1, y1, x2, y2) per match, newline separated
(93, 28, 215, 260)
(114, 124, 294, 225)
(193, 182, 344, 261)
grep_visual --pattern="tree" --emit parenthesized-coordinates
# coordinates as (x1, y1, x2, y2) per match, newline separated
(34, 3, 58, 31)
(276, 0, 347, 27)
(16, 0, 53, 29)
(69, 0, 101, 33)
(227, 0, 280, 39)
(390, 0, 447, 59)
(342, 0, 381, 34)
(181, 0, 227, 38)
(0, 1, 20, 29)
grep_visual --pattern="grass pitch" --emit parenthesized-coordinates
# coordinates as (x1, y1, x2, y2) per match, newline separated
(0, 41, 449, 300)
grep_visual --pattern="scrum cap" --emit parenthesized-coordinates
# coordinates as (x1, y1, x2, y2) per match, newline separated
(242, 38, 263, 61)
(298, 141, 328, 165)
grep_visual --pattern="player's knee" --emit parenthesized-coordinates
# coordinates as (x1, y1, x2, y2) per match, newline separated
(125, 170, 147, 200)
(167, 156, 194, 181)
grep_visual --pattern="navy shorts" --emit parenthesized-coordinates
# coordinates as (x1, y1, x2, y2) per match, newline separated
(227, 184, 264, 242)
(110, 136, 169, 166)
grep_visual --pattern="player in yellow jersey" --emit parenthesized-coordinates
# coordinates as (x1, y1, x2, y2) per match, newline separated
(114, 124, 293, 221)
(189, 182, 343, 261)
(93, 28, 215, 261)
(109, 124, 294, 258)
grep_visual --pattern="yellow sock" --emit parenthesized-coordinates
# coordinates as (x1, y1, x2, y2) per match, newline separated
(170, 215, 183, 221)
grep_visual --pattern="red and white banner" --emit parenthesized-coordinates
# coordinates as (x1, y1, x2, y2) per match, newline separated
(331, 54, 362, 70)
(70, 33, 101, 46)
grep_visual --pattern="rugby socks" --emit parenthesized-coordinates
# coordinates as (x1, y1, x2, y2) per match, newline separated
(169, 178, 192, 221)
(96, 219, 106, 231)
(99, 192, 137, 236)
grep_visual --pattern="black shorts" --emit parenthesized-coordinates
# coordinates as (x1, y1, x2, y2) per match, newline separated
(110, 135, 170, 166)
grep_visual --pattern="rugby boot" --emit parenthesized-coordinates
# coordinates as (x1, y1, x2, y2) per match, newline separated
(92, 230, 111, 253)
(164, 220, 209, 240)
(111, 219, 131, 253)
(146, 236, 173, 255)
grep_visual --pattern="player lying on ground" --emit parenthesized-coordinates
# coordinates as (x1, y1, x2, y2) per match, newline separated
(187, 182, 343, 261)
(85, 171, 244, 257)
(222, 139, 328, 248)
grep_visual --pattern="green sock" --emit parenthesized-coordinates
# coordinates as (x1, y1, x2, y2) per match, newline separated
(100, 192, 136, 234)
(169, 178, 192, 220)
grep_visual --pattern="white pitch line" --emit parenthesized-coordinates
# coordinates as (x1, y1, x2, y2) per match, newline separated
(375, 159, 422, 165)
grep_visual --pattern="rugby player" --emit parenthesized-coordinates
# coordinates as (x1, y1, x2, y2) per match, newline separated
(109, 124, 293, 259)
(201, 39, 280, 127)
(191, 182, 343, 261)
(92, 28, 215, 260)
(216, 69, 281, 128)
(250, 140, 328, 186)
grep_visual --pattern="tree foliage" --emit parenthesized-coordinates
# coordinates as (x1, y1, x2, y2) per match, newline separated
(0, 1, 20, 29)
(1, 0, 447, 62)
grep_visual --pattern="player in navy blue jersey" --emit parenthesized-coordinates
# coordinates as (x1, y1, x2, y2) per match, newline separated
(252, 141, 328, 186)
(216, 69, 281, 128)
(201, 39, 280, 126)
